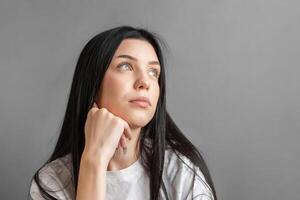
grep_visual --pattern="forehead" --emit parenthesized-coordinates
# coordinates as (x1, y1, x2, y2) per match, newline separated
(112, 39, 159, 61)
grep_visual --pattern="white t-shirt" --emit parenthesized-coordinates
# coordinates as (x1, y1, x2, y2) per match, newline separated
(29, 149, 214, 200)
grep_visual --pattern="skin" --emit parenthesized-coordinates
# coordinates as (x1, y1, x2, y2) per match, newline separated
(97, 38, 161, 170)
(76, 38, 161, 200)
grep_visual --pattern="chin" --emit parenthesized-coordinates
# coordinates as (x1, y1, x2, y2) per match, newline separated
(129, 118, 150, 128)
(114, 105, 155, 128)
(125, 115, 152, 128)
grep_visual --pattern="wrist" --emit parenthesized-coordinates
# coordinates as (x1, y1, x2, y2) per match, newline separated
(81, 150, 109, 170)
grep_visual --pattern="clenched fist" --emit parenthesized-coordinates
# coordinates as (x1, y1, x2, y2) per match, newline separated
(83, 102, 132, 166)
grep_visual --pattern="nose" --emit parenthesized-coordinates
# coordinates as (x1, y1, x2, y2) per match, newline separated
(134, 71, 150, 90)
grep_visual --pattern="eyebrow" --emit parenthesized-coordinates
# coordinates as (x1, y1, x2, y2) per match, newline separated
(116, 54, 160, 66)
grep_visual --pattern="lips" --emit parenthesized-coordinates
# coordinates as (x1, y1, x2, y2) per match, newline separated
(129, 96, 151, 106)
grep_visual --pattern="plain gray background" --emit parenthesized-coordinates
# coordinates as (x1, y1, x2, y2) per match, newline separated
(1, 0, 299, 199)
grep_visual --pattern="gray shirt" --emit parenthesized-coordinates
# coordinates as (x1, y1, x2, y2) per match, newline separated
(30, 149, 214, 200)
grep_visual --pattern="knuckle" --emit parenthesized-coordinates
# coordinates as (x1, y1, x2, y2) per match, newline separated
(114, 116, 122, 124)
(112, 117, 119, 124)
(87, 110, 94, 118)
(99, 107, 107, 113)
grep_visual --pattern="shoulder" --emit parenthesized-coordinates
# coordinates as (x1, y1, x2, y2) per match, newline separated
(29, 153, 75, 199)
(163, 148, 204, 181)
(163, 149, 214, 200)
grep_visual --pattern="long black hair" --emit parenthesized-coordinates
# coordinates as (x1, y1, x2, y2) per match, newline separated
(30, 26, 217, 200)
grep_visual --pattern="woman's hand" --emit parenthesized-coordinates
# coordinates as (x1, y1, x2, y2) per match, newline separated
(83, 102, 132, 166)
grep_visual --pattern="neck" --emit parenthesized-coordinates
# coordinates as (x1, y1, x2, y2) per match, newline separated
(107, 126, 141, 171)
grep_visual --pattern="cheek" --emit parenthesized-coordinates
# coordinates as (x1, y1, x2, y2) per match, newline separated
(153, 86, 160, 105)
(101, 74, 124, 104)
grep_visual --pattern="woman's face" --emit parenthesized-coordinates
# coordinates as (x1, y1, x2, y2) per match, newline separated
(97, 38, 161, 129)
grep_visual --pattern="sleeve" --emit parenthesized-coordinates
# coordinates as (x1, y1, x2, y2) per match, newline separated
(29, 179, 56, 200)
(163, 150, 214, 200)
(29, 175, 69, 200)
(29, 163, 72, 200)
(190, 166, 214, 200)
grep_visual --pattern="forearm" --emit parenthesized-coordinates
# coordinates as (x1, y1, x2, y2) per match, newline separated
(76, 154, 107, 200)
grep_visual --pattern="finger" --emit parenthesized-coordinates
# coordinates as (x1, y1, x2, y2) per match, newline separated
(120, 134, 127, 148)
(114, 116, 132, 140)
(118, 136, 122, 148)
(118, 134, 125, 149)
(122, 122, 132, 140)
(121, 134, 127, 154)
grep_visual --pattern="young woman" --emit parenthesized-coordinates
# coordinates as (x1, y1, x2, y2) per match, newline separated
(29, 26, 217, 200)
